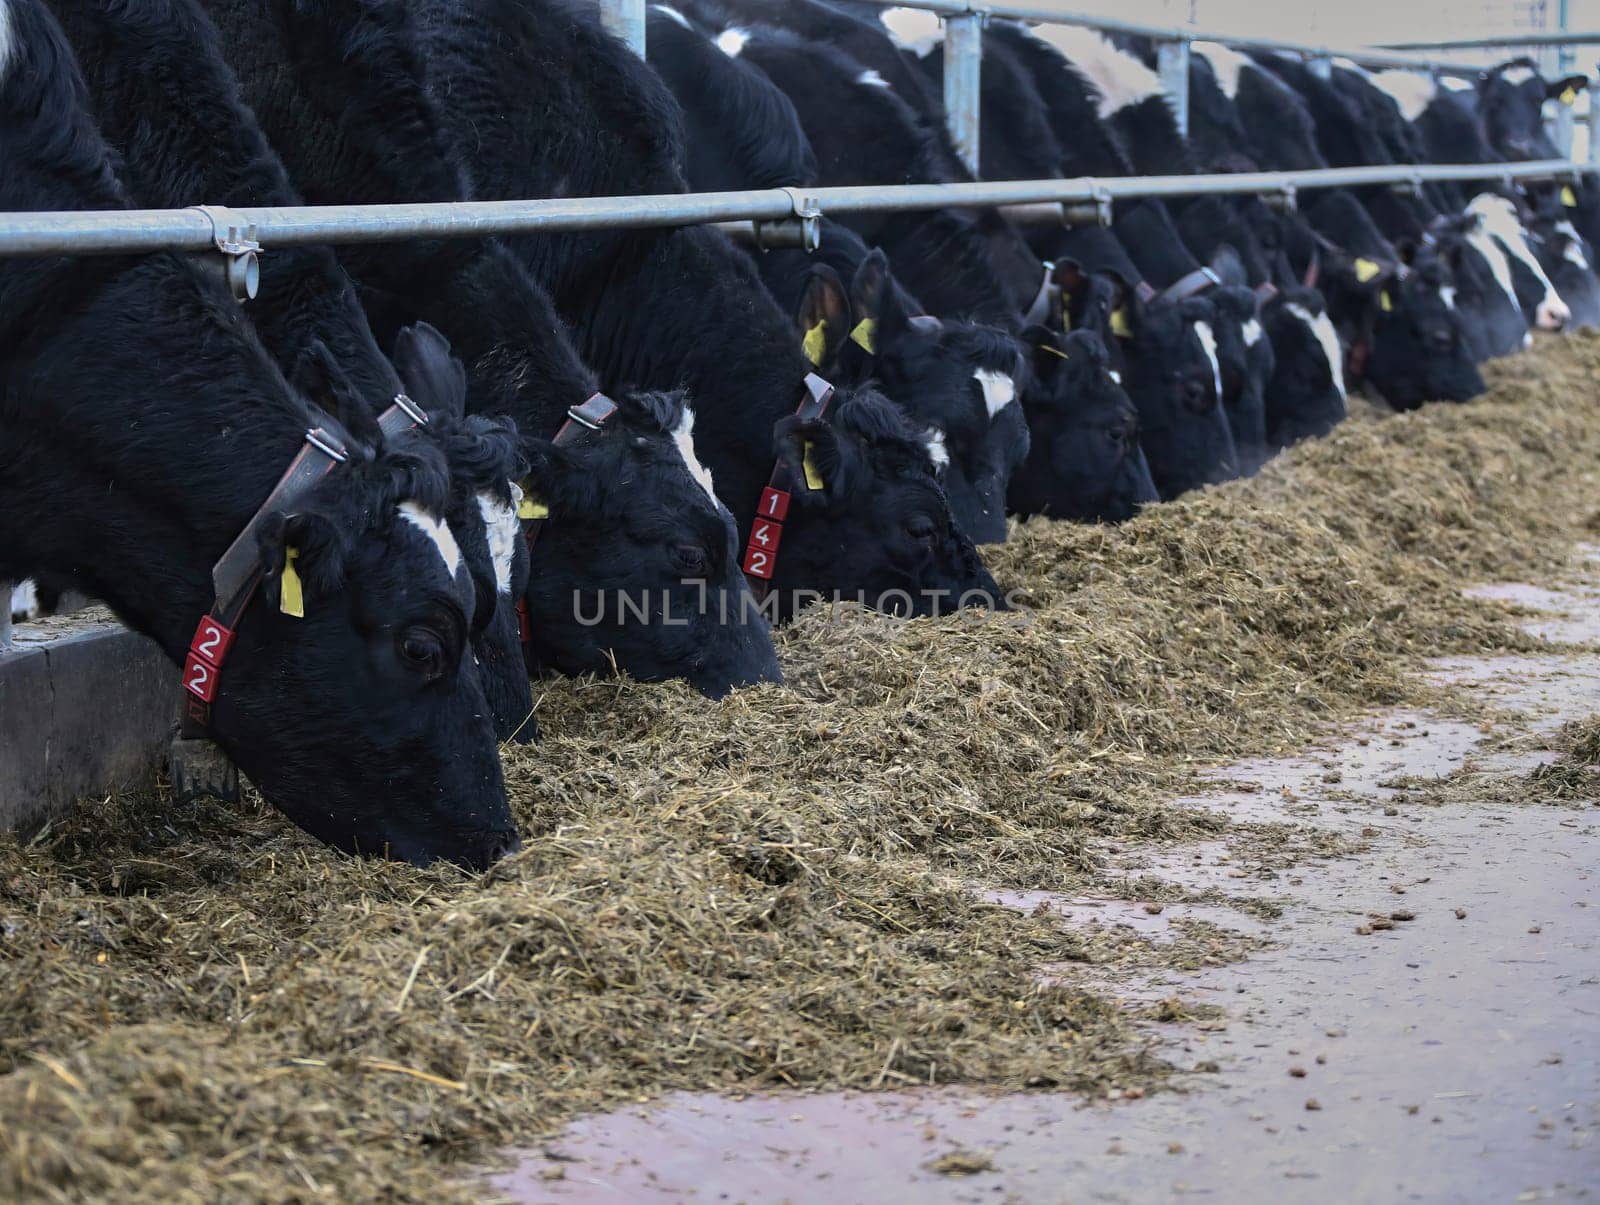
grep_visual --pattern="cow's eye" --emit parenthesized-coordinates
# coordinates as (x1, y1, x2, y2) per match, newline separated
(673, 544, 709, 577)
(904, 516, 938, 546)
(398, 626, 447, 679)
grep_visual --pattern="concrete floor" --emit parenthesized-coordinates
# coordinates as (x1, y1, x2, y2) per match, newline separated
(488, 584, 1600, 1205)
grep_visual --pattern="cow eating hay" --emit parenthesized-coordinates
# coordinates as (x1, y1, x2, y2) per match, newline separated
(4, 333, 1600, 1199)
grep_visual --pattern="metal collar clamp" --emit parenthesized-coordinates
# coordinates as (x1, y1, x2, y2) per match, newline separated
(742, 373, 835, 602)
(180, 393, 429, 736)
(516, 392, 619, 644)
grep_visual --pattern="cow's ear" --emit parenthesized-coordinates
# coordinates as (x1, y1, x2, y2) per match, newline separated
(297, 340, 384, 452)
(256, 509, 346, 614)
(848, 249, 908, 345)
(795, 265, 852, 369)
(392, 322, 468, 422)
(1021, 324, 1071, 384)
(1105, 276, 1142, 342)
(772, 415, 857, 502)
(518, 437, 599, 519)
(1212, 285, 1258, 324)
(1551, 74, 1588, 105)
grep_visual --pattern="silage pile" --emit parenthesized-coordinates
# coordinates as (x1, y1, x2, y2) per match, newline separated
(3, 335, 1600, 1201)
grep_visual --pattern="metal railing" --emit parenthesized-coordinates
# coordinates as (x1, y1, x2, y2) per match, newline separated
(7, 0, 1600, 630)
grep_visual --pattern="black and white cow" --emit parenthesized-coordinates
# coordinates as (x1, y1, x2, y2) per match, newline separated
(201, 0, 783, 696)
(392, 0, 1001, 618)
(1006, 328, 1160, 523)
(646, 16, 1029, 544)
(51, 0, 538, 743)
(1, 0, 517, 867)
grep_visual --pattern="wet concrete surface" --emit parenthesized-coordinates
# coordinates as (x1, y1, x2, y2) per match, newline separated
(490, 583, 1600, 1204)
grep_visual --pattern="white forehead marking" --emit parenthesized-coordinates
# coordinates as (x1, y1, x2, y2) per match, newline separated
(1469, 193, 1566, 327)
(715, 27, 748, 57)
(477, 487, 521, 595)
(399, 501, 463, 579)
(1192, 321, 1223, 403)
(1194, 41, 1253, 101)
(650, 4, 690, 29)
(671, 405, 724, 510)
(1440, 285, 1458, 310)
(1286, 303, 1346, 399)
(1370, 70, 1437, 122)
(973, 369, 1016, 418)
(1332, 58, 1369, 77)
(1460, 198, 1525, 312)
(879, 7, 944, 58)
(1242, 317, 1263, 347)
(856, 69, 890, 90)
(1500, 65, 1536, 86)
(1564, 238, 1590, 269)
(923, 426, 949, 470)
(1034, 25, 1166, 119)
(1108, 369, 1124, 385)
(1440, 75, 1475, 93)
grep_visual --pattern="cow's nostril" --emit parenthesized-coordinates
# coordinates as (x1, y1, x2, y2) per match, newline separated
(486, 830, 523, 864)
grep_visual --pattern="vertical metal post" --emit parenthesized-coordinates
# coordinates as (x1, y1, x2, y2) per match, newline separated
(1157, 39, 1191, 139)
(943, 13, 983, 176)
(598, 0, 646, 58)
(1551, 0, 1576, 157)
(1587, 70, 1600, 166)
(0, 582, 13, 650)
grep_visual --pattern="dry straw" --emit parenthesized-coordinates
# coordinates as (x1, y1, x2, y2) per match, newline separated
(3, 335, 1599, 1201)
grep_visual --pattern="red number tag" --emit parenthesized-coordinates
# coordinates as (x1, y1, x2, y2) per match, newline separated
(189, 616, 235, 668)
(183, 653, 218, 702)
(759, 486, 791, 522)
(743, 546, 774, 580)
(750, 519, 784, 554)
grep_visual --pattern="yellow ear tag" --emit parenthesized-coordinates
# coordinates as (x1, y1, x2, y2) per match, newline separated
(802, 321, 829, 366)
(1060, 306, 1072, 332)
(1562, 185, 1579, 207)
(801, 440, 825, 491)
(1110, 307, 1133, 338)
(1354, 257, 1382, 284)
(280, 546, 305, 619)
(1379, 289, 1394, 313)
(1039, 343, 1070, 360)
(520, 495, 550, 520)
(849, 316, 877, 354)
(1561, 86, 1579, 106)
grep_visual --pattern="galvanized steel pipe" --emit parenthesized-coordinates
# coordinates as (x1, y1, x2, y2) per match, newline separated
(943, 13, 984, 177)
(1156, 40, 1191, 139)
(0, 162, 1591, 261)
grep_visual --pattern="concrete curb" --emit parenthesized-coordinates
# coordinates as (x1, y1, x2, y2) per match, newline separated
(0, 611, 178, 832)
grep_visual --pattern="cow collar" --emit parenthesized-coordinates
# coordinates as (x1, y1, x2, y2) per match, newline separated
(515, 391, 619, 644)
(1159, 265, 1221, 303)
(741, 372, 836, 601)
(180, 393, 432, 737)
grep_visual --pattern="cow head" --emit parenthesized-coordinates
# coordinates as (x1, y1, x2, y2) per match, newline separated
(1115, 292, 1240, 498)
(221, 415, 518, 869)
(388, 324, 536, 744)
(1008, 327, 1157, 523)
(1477, 59, 1587, 161)
(1208, 283, 1272, 474)
(1530, 215, 1600, 329)
(761, 386, 1004, 620)
(1262, 288, 1348, 447)
(518, 389, 781, 699)
(791, 255, 1028, 546)
(1365, 257, 1486, 409)
(1426, 211, 1533, 359)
